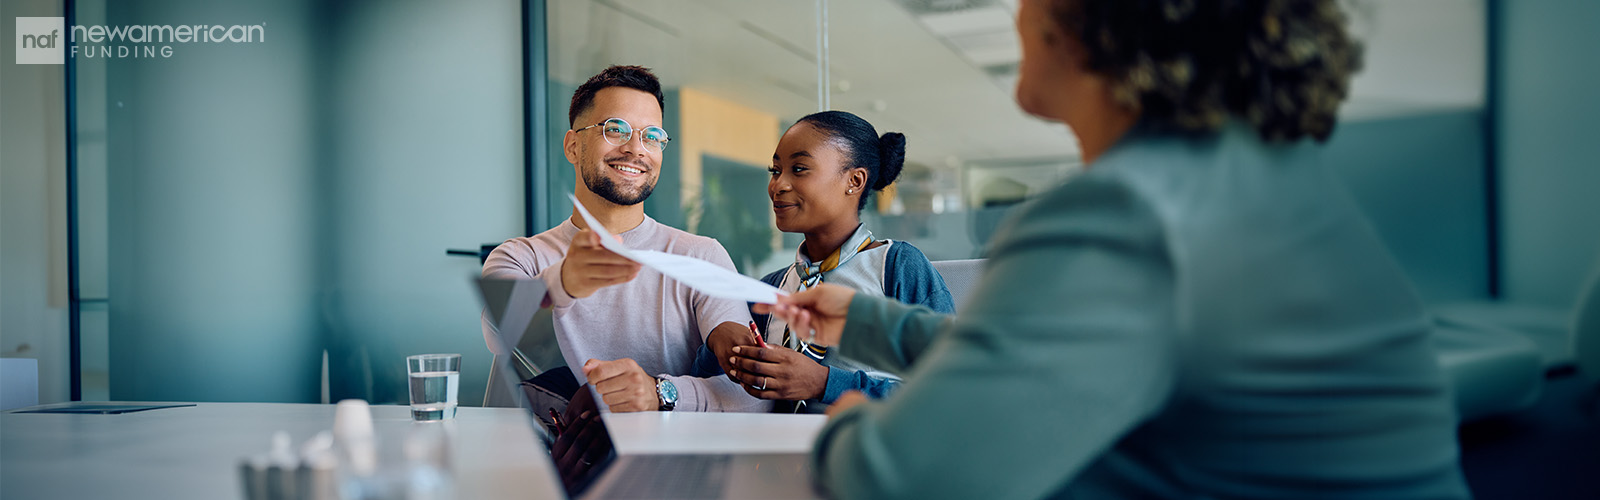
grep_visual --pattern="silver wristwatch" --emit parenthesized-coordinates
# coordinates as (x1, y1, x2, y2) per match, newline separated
(655, 377, 678, 411)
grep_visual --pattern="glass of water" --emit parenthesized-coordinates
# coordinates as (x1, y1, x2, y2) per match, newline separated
(406, 354, 461, 421)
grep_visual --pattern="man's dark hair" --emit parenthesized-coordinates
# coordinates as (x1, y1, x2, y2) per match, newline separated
(568, 65, 665, 127)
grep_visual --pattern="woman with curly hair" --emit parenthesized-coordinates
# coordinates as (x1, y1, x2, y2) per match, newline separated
(757, 0, 1471, 498)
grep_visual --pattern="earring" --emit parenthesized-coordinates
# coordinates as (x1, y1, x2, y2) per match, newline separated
(847, 189, 855, 194)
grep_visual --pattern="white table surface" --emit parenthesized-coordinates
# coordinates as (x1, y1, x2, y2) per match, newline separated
(0, 402, 561, 500)
(602, 411, 828, 455)
(1, 402, 828, 499)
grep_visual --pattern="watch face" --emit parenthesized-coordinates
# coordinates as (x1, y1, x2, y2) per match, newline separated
(659, 379, 679, 403)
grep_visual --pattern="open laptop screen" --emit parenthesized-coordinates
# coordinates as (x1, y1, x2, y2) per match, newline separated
(476, 276, 617, 498)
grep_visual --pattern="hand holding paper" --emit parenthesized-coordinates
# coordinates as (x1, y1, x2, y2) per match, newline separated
(560, 227, 642, 299)
(752, 283, 855, 347)
(567, 194, 787, 304)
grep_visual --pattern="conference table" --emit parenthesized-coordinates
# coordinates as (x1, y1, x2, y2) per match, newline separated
(0, 402, 829, 499)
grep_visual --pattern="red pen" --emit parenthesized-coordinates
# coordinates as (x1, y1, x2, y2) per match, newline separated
(548, 408, 565, 436)
(749, 321, 768, 348)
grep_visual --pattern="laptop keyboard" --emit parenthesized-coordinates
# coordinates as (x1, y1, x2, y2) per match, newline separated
(600, 454, 731, 499)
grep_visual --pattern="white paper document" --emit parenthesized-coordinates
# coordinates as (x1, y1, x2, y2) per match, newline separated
(567, 193, 787, 304)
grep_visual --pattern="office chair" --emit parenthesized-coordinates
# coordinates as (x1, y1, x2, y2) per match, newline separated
(930, 259, 984, 313)
(483, 306, 564, 407)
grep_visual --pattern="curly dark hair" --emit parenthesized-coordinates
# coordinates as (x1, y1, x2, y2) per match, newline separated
(1050, 0, 1363, 142)
(568, 65, 665, 127)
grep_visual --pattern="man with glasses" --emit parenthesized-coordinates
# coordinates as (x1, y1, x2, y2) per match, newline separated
(482, 65, 770, 413)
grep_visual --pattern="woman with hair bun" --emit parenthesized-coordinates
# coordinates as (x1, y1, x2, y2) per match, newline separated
(761, 0, 1471, 498)
(695, 110, 954, 414)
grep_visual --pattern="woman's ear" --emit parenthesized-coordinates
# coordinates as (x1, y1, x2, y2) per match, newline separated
(848, 168, 870, 195)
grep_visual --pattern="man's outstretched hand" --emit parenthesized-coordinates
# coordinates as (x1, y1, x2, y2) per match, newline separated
(560, 228, 640, 299)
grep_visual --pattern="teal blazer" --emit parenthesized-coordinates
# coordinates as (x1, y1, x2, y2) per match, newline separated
(812, 124, 1471, 499)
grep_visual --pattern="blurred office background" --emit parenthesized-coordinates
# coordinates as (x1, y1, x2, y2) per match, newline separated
(3, 0, 1597, 428)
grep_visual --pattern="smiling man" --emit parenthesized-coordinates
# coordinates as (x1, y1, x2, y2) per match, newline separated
(482, 65, 769, 413)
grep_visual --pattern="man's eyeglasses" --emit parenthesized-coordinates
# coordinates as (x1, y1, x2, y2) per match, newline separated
(573, 118, 670, 153)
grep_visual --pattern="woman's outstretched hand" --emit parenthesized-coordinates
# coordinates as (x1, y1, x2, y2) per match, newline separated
(754, 283, 856, 347)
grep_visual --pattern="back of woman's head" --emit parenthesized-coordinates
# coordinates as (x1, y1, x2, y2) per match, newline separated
(796, 111, 906, 210)
(1051, 0, 1362, 142)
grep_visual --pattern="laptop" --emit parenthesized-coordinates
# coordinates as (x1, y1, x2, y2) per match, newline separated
(475, 277, 822, 500)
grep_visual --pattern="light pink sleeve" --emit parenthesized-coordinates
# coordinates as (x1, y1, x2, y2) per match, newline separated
(661, 373, 775, 413)
(687, 237, 755, 340)
(479, 238, 573, 354)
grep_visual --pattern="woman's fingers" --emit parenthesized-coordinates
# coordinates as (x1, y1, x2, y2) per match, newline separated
(728, 366, 764, 388)
(730, 366, 781, 399)
(741, 383, 781, 400)
(791, 310, 813, 342)
(729, 359, 786, 387)
(728, 355, 769, 379)
(779, 287, 820, 305)
(732, 345, 782, 361)
(730, 346, 810, 398)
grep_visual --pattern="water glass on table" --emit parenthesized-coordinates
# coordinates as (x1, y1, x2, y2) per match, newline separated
(406, 354, 461, 421)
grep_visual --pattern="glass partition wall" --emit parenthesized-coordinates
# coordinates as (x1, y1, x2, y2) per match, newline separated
(66, 0, 1071, 404)
(539, 0, 1076, 270)
(69, 0, 528, 405)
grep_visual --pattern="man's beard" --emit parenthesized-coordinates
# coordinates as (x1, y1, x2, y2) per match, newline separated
(581, 155, 655, 206)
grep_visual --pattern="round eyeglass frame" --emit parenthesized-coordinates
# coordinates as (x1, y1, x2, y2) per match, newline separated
(573, 117, 670, 153)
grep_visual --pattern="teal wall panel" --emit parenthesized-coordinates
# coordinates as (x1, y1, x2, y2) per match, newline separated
(1496, 0, 1600, 308)
(1322, 111, 1491, 304)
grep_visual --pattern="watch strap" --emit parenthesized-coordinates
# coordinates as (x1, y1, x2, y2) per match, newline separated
(655, 377, 676, 411)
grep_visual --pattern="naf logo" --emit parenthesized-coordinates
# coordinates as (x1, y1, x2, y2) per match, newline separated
(15, 17, 66, 64)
